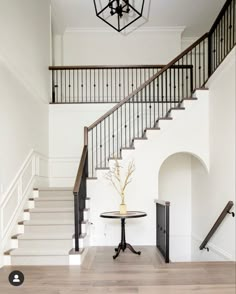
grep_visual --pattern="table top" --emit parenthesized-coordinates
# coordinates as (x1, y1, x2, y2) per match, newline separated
(100, 211, 147, 219)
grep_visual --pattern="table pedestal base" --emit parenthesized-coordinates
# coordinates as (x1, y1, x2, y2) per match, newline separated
(113, 218, 141, 259)
(113, 243, 141, 259)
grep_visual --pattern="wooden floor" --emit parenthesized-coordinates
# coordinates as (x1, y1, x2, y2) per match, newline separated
(0, 246, 235, 294)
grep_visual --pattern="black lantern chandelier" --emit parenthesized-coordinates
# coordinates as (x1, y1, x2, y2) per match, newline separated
(93, 0, 145, 32)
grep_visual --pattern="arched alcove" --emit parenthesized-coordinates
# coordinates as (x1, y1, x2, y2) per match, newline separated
(158, 152, 208, 262)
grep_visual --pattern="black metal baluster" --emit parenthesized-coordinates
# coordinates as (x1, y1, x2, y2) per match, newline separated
(145, 86, 147, 131)
(51, 70, 55, 103)
(200, 43, 202, 87)
(111, 68, 113, 102)
(119, 68, 121, 102)
(173, 66, 176, 107)
(117, 109, 119, 156)
(60, 70, 62, 103)
(229, 2, 232, 49)
(68, 70, 71, 103)
(127, 68, 129, 96)
(92, 129, 94, 177)
(220, 19, 222, 64)
(106, 69, 108, 103)
(121, 105, 123, 152)
(194, 47, 197, 90)
(123, 68, 125, 100)
(125, 101, 127, 147)
(82, 70, 84, 103)
(100, 123, 102, 168)
(169, 68, 172, 109)
(72, 69, 74, 102)
(227, 5, 229, 52)
(113, 112, 115, 156)
(224, 12, 226, 58)
(153, 70, 156, 127)
(102, 69, 104, 102)
(96, 126, 98, 169)
(137, 81, 140, 137)
(65, 70, 67, 103)
(157, 77, 160, 122)
(94, 69, 96, 103)
(131, 68, 134, 93)
(104, 119, 106, 167)
(141, 89, 143, 134)
(203, 41, 206, 84)
(233, 0, 235, 45)
(108, 115, 111, 158)
(114, 68, 117, 102)
(56, 70, 59, 103)
(161, 74, 164, 118)
(177, 61, 180, 103)
(85, 70, 88, 103)
(133, 96, 135, 139)
(77, 69, 79, 103)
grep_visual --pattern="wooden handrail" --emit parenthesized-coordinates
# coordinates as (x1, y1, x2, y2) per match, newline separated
(88, 33, 208, 131)
(199, 201, 234, 250)
(49, 64, 165, 70)
(49, 64, 193, 70)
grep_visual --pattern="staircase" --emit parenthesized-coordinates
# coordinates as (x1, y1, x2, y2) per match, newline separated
(3, 0, 235, 266)
(5, 188, 89, 265)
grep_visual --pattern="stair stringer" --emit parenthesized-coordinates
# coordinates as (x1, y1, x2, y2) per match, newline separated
(87, 89, 209, 247)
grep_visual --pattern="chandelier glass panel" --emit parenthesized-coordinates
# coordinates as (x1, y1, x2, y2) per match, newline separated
(93, 0, 145, 32)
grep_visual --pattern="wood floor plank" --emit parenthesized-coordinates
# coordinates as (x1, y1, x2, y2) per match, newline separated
(0, 246, 235, 294)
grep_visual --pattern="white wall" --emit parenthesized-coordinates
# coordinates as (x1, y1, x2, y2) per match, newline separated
(54, 28, 184, 65)
(0, 0, 51, 267)
(159, 153, 192, 261)
(0, 0, 51, 101)
(49, 104, 116, 187)
(191, 48, 236, 261)
(88, 90, 209, 262)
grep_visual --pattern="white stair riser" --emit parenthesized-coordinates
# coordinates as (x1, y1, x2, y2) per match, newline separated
(30, 212, 74, 220)
(34, 200, 74, 208)
(11, 255, 69, 266)
(83, 210, 90, 221)
(18, 239, 73, 250)
(78, 235, 89, 249)
(81, 222, 89, 234)
(24, 225, 74, 234)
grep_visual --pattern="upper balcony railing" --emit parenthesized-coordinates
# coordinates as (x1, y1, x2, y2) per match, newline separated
(49, 65, 165, 104)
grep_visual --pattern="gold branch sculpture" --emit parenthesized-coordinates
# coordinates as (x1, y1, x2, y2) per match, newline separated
(105, 158, 135, 214)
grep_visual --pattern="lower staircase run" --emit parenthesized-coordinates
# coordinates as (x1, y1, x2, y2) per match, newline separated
(5, 188, 89, 266)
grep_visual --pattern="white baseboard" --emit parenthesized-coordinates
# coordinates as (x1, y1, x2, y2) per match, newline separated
(191, 234, 233, 261)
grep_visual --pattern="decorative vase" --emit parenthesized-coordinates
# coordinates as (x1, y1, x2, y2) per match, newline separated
(119, 203, 127, 214)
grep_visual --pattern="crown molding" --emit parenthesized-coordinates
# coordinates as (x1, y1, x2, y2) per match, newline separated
(65, 26, 186, 34)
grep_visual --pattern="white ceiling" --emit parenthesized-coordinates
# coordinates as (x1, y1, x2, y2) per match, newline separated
(51, 0, 225, 37)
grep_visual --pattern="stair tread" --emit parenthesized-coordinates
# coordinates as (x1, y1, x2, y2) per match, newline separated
(17, 233, 74, 240)
(10, 248, 71, 256)
(21, 219, 74, 225)
(34, 196, 73, 201)
(27, 208, 74, 213)
(38, 187, 73, 191)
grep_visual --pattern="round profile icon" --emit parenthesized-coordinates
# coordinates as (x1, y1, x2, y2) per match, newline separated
(8, 270, 24, 286)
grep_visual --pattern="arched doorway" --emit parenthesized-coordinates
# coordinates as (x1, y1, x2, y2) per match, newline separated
(158, 152, 208, 261)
